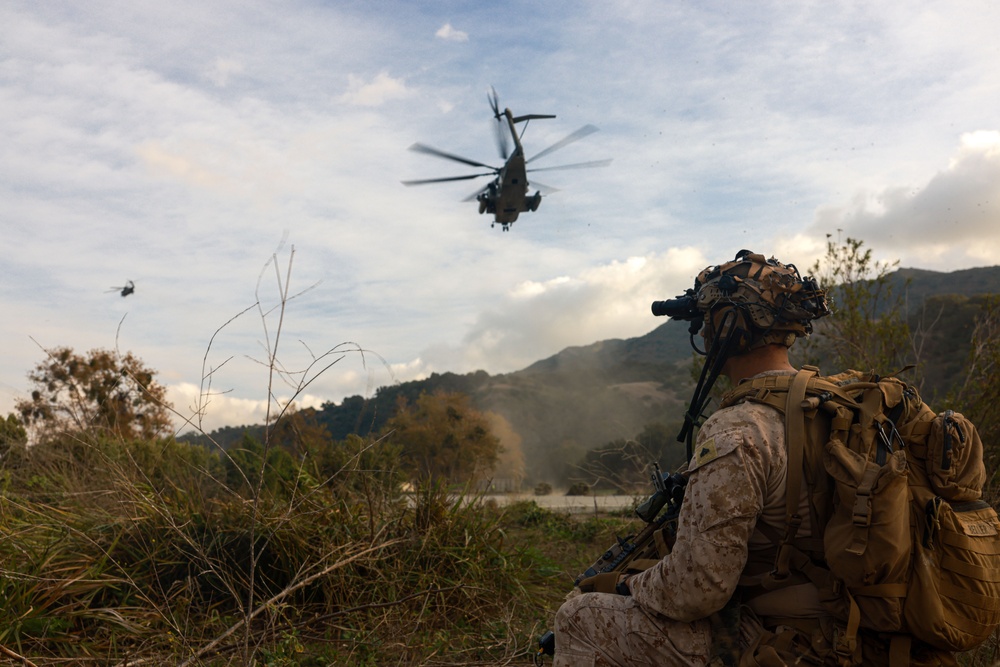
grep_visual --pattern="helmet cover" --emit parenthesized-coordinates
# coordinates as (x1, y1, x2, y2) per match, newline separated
(694, 250, 830, 353)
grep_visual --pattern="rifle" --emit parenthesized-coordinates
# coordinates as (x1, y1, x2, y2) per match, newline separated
(535, 463, 687, 663)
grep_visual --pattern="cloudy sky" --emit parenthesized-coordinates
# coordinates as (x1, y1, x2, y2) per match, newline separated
(3, 1, 999, 433)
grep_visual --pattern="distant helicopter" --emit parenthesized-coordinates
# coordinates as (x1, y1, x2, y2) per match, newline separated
(108, 280, 135, 297)
(402, 88, 611, 231)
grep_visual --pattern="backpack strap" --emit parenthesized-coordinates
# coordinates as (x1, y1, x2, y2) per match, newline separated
(889, 635, 912, 667)
(732, 369, 866, 664)
(772, 367, 816, 579)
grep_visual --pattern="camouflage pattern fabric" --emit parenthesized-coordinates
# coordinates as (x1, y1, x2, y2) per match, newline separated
(554, 593, 712, 666)
(554, 371, 827, 665)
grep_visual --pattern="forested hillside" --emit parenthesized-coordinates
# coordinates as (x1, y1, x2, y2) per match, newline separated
(187, 263, 1000, 487)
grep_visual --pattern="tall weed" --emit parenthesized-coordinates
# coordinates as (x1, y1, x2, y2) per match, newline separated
(0, 247, 556, 665)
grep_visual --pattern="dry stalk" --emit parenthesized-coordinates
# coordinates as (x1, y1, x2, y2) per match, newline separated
(177, 536, 407, 667)
(0, 643, 39, 667)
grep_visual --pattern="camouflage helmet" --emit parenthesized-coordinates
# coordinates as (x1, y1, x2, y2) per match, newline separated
(653, 249, 830, 354)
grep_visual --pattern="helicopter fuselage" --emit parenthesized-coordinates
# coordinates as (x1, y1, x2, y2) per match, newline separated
(478, 109, 543, 230)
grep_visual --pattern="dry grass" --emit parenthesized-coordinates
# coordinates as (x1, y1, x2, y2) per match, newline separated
(0, 435, 584, 665)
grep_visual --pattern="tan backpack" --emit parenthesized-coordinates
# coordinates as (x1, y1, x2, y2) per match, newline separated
(724, 367, 1000, 665)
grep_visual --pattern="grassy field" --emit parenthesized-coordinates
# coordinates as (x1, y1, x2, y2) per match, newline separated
(0, 434, 638, 666)
(2, 434, 999, 666)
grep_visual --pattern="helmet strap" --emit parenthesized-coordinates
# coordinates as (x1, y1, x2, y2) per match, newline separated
(688, 319, 707, 356)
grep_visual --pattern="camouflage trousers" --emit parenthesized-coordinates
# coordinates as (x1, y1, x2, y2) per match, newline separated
(553, 592, 713, 666)
(554, 591, 959, 666)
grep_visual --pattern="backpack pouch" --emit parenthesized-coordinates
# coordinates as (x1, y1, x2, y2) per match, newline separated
(905, 499, 1000, 651)
(925, 411, 986, 502)
(824, 441, 910, 631)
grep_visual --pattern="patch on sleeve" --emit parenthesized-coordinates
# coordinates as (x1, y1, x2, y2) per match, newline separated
(693, 437, 719, 468)
(688, 426, 745, 472)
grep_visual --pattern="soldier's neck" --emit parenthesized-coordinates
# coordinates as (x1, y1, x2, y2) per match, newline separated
(723, 345, 796, 385)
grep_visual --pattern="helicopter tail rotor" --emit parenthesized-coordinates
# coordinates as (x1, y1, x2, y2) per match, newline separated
(488, 87, 511, 159)
(488, 86, 502, 120)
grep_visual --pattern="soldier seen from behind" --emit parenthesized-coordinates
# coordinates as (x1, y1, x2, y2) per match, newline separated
(548, 249, 1000, 666)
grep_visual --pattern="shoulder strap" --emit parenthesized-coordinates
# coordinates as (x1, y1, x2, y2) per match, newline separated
(721, 374, 792, 412)
(772, 367, 816, 578)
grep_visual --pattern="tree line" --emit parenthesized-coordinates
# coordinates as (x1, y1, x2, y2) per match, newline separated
(3, 348, 501, 491)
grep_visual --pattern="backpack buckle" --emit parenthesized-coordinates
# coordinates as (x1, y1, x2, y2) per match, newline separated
(831, 625, 859, 666)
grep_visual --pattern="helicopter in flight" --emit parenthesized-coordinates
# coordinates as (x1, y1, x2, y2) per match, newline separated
(402, 88, 610, 231)
(107, 280, 135, 297)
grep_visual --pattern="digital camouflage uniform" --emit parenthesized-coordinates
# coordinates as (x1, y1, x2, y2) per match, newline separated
(554, 371, 826, 667)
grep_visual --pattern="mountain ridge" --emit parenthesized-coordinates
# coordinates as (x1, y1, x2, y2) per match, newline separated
(189, 264, 1000, 485)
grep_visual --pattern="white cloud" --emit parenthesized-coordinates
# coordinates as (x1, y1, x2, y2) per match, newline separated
(435, 23, 468, 42)
(166, 382, 328, 434)
(808, 131, 1000, 266)
(205, 57, 244, 88)
(952, 130, 1000, 163)
(389, 357, 427, 379)
(411, 247, 709, 375)
(136, 141, 227, 189)
(768, 234, 828, 276)
(339, 72, 409, 107)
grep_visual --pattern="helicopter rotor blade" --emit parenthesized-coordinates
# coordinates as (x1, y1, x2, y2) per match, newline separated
(526, 158, 613, 172)
(408, 143, 497, 170)
(488, 86, 502, 119)
(527, 180, 560, 195)
(402, 172, 496, 186)
(462, 182, 492, 202)
(526, 124, 599, 164)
